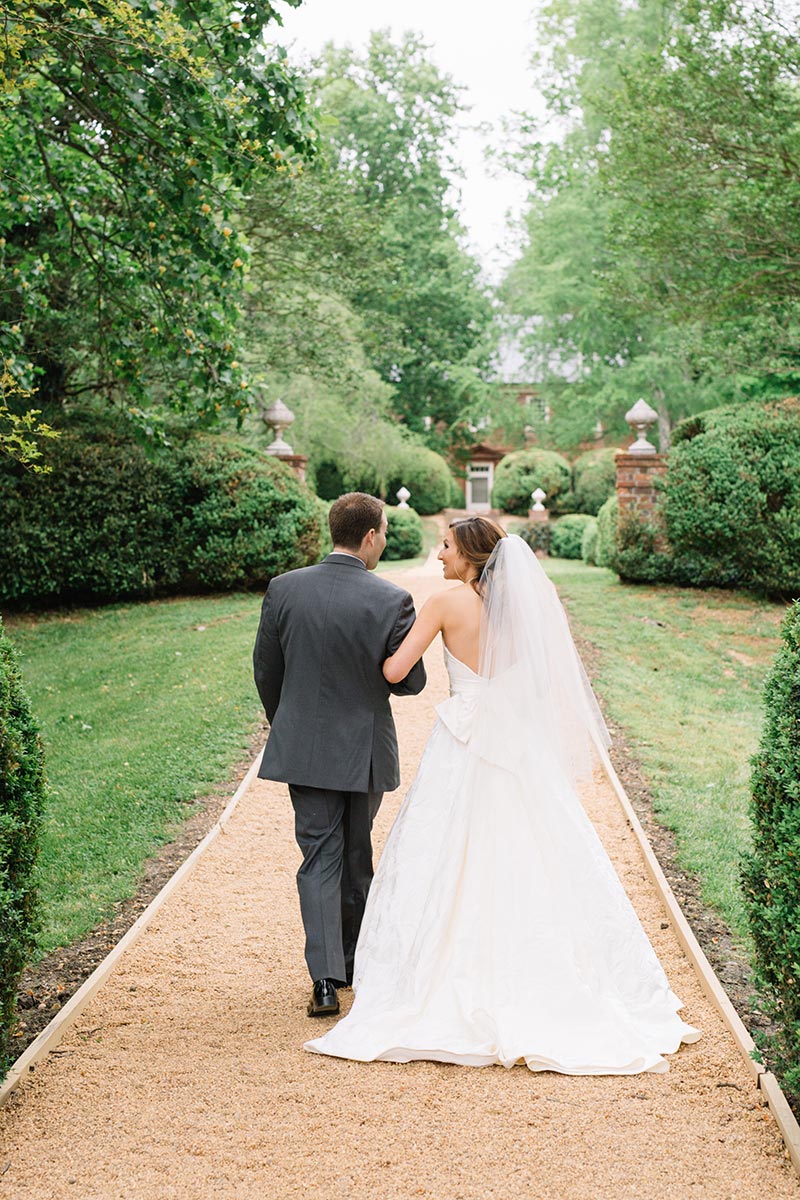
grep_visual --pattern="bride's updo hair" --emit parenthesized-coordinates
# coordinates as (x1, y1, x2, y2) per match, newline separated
(449, 516, 506, 593)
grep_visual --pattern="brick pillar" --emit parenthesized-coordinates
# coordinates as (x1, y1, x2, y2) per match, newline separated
(273, 453, 308, 483)
(614, 451, 666, 520)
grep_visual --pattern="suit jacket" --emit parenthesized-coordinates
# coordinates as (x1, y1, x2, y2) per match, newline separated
(253, 553, 427, 793)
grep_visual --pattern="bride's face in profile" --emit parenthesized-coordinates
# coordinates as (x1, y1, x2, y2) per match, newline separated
(438, 536, 472, 582)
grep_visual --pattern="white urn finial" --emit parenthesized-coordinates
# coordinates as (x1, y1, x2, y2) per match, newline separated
(531, 487, 547, 512)
(625, 398, 659, 455)
(396, 486, 411, 509)
(262, 398, 295, 457)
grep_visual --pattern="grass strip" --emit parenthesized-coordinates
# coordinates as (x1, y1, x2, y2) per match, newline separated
(8, 593, 265, 956)
(544, 558, 787, 945)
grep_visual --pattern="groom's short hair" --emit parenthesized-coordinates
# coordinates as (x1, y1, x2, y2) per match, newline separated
(329, 492, 385, 550)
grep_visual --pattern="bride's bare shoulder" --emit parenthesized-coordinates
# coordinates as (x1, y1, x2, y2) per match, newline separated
(429, 584, 479, 614)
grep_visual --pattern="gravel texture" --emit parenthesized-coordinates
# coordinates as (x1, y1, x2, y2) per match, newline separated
(1, 559, 798, 1199)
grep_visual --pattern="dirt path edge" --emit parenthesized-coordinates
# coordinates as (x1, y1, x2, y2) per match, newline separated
(0, 747, 265, 1110)
(595, 741, 800, 1176)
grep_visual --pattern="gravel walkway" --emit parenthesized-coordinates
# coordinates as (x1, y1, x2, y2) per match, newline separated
(1, 562, 798, 1199)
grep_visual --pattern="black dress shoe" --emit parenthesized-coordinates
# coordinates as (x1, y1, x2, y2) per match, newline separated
(307, 978, 339, 1017)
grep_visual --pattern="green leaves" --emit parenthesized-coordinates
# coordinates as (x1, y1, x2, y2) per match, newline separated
(502, 0, 800, 446)
(0, 0, 314, 419)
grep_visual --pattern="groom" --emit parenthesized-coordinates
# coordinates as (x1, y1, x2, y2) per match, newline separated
(253, 492, 427, 1017)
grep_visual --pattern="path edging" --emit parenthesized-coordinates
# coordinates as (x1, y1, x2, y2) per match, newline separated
(598, 744, 800, 1176)
(0, 747, 265, 1110)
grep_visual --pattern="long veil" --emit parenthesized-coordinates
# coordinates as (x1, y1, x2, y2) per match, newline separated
(474, 534, 610, 788)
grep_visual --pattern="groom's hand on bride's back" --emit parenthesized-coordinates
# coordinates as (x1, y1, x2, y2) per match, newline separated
(385, 591, 426, 696)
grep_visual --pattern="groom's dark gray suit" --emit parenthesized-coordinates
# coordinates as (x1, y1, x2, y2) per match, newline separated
(254, 552, 426, 985)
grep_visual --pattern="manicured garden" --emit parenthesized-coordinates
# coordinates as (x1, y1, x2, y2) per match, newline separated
(7, 549, 784, 963)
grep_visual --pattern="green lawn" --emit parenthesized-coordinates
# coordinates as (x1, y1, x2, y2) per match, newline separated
(7, 593, 265, 955)
(544, 558, 787, 944)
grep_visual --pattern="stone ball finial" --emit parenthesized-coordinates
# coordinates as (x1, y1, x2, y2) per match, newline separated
(625, 398, 659, 455)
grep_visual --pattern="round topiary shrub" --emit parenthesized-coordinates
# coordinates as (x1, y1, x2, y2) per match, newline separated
(491, 448, 573, 516)
(581, 518, 599, 565)
(383, 506, 424, 561)
(594, 495, 619, 569)
(0, 415, 325, 605)
(664, 398, 800, 596)
(313, 460, 347, 502)
(743, 600, 800, 1094)
(572, 447, 618, 515)
(550, 514, 596, 560)
(0, 619, 46, 1077)
(386, 445, 453, 516)
(176, 438, 324, 590)
(519, 521, 552, 555)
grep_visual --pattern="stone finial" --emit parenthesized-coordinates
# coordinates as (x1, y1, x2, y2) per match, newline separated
(625, 398, 659, 455)
(262, 398, 295, 456)
(396, 486, 411, 509)
(530, 487, 547, 512)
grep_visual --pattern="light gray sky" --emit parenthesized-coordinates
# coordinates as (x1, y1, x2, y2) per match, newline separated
(272, 0, 541, 281)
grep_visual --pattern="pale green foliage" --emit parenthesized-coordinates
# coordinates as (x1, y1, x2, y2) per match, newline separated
(0, 361, 58, 469)
(502, 0, 800, 446)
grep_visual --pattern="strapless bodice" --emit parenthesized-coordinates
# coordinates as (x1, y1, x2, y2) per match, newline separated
(442, 644, 483, 698)
(436, 646, 485, 746)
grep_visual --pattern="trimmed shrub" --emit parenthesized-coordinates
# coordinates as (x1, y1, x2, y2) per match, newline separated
(0, 419, 324, 605)
(0, 620, 45, 1077)
(383, 506, 424, 561)
(448, 473, 467, 509)
(519, 521, 552, 555)
(550, 514, 596, 560)
(664, 398, 800, 596)
(742, 601, 800, 1094)
(0, 425, 182, 603)
(572, 447, 618, 515)
(386, 445, 453, 516)
(176, 439, 324, 591)
(491, 448, 573, 516)
(594, 495, 619, 569)
(581, 518, 599, 565)
(313, 460, 347, 502)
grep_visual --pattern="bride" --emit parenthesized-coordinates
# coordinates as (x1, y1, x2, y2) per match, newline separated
(306, 517, 700, 1074)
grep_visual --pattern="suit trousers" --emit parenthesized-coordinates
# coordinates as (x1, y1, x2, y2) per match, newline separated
(289, 783, 382, 985)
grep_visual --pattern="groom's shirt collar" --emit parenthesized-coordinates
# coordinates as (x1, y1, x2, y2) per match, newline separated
(326, 551, 367, 569)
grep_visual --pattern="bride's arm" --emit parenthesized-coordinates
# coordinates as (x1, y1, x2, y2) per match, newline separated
(383, 594, 445, 684)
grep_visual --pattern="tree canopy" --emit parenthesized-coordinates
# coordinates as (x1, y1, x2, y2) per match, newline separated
(0, 0, 315, 425)
(501, 0, 800, 448)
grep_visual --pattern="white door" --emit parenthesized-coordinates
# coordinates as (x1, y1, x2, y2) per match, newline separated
(466, 463, 493, 512)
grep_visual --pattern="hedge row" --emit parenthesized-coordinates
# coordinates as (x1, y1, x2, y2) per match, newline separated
(384, 506, 424, 560)
(0, 620, 46, 1078)
(491, 446, 617, 518)
(315, 443, 455, 516)
(743, 601, 800, 1094)
(597, 399, 800, 596)
(0, 419, 325, 605)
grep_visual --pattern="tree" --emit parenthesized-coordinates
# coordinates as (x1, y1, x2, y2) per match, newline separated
(501, 0, 800, 448)
(600, 0, 800, 391)
(0, 0, 315, 421)
(312, 32, 497, 444)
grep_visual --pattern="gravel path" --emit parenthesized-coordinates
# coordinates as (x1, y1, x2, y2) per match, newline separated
(1, 561, 798, 1200)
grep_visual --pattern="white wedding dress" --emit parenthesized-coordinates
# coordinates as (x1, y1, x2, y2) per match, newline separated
(306, 537, 700, 1074)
